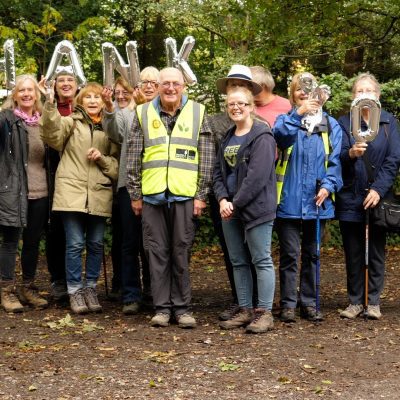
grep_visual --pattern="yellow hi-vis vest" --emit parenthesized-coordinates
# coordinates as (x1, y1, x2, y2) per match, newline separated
(137, 100, 205, 197)
(275, 131, 332, 204)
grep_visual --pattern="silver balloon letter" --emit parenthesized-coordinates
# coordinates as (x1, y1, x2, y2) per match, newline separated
(101, 42, 141, 88)
(164, 36, 197, 85)
(0, 39, 16, 90)
(45, 40, 86, 87)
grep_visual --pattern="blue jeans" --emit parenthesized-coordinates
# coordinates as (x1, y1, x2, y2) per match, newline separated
(62, 212, 106, 295)
(222, 218, 275, 310)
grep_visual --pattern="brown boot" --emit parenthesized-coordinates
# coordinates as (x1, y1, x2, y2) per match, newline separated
(1, 282, 24, 313)
(18, 282, 48, 309)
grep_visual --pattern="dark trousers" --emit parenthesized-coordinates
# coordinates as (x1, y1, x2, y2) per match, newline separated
(276, 218, 325, 309)
(118, 187, 150, 303)
(208, 194, 258, 305)
(142, 200, 196, 315)
(46, 210, 66, 283)
(0, 225, 21, 281)
(21, 197, 48, 281)
(339, 220, 386, 305)
(111, 196, 122, 291)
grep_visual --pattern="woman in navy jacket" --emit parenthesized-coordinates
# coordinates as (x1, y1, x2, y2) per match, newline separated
(337, 73, 400, 320)
(213, 87, 277, 333)
(273, 72, 343, 322)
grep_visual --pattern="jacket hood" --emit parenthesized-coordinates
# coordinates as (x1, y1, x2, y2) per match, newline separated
(223, 119, 272, 148)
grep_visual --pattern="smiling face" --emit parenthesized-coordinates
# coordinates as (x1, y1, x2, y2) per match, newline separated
(114, 83, 133, 109)
(158, 68, 185, 111)
(226, 89, 254, 125)
(81, 91, 103, 117)
(292, 84, 309, 107)
(13, 78, 37, 115)
(55, 74, 78, 102)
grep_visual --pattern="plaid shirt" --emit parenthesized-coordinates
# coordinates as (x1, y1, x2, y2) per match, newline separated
(126, 97, 215, 201)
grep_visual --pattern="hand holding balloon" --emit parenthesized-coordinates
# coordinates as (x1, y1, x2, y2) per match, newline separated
(101, 86, 114, 112)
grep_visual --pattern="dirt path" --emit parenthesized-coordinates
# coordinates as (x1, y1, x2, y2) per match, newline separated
(1, 246, 400, 399)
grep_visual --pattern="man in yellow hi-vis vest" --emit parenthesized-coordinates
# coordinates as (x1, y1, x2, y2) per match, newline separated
(126, 68, 215, 329)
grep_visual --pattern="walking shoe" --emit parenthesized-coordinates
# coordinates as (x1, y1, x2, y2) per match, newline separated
(150, 313, 170, 327)
(122, 302, 140, 315)
(219, 304, 240, 321)
(300, 306, 323, 321)
(69, 289, 89, 314)
(340, 304, 364, 319)
(83, 287, 102, 313)
(176, 313, 197, 329)
(246, 309, 274, 333)
(219, 308, 253, 330)
(1, 284, 24, 313)
(367, 304, 382, 320)
(51, 280, 68, 302)
(18, 283, 48, 309)
(280, 308, 296, 323)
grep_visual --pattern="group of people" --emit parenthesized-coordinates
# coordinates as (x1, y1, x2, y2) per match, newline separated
(0, 60, 399, 334)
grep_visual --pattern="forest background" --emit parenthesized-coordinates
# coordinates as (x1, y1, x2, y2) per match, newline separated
(2, 0, 400, 247)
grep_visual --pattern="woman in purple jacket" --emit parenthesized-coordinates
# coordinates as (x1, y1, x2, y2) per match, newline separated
(213, 87, 277, 333)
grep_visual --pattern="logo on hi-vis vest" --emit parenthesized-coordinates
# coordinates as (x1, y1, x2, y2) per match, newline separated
(152, 119, 161, 129)
(176, 148, 196, 160)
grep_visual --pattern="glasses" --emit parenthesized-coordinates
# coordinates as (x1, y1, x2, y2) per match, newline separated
(140, 80, 159, 88)
(227, 101, 250, 109)
(114, 90, 130, 97)
(160, 81, 183, 89)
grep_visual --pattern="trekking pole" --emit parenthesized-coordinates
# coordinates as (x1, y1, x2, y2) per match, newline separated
(315, 179, 323, 322)
(103, 249, 109, 297)
(364, 203, 370, 320)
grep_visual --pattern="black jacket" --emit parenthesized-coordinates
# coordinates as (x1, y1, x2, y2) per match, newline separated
(336, 109, 400, 222)
(0, 109, 29, 227)
(213, 119, 277, 230)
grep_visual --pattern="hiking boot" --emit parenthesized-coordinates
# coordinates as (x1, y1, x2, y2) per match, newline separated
(219, 304, 240, 321)
(51, 280, 68, 302)
(246, 309, 274, 333)
(219, 308, 253, 330)
(122, 302, 140, 315)
(83, 287, 102, 313)
(340, 304, 364, 319)
(150, 313, 170, 327)
(280, 308, 296, 323)
(300, 306, 323, 321)
(367, 304, 382, 320)
(69, 289, 89, 314)
(176, 313, 197, 329)
(1, 283, 24, 313)
(18, 283, 48, 309)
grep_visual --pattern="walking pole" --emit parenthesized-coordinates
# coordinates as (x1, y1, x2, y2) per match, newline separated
(103, 249, 109, 297)
(315, 179, 323, 322)
(364, 204, 370, 320)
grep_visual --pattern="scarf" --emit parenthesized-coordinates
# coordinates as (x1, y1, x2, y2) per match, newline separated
(14, 108, 40, 126)
(90, 114, 102, 125)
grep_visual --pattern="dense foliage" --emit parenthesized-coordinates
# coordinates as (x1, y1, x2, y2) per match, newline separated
(2, 0, 400, 247)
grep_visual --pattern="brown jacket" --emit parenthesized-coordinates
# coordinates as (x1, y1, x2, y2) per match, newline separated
(40, 102, 118, 217)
